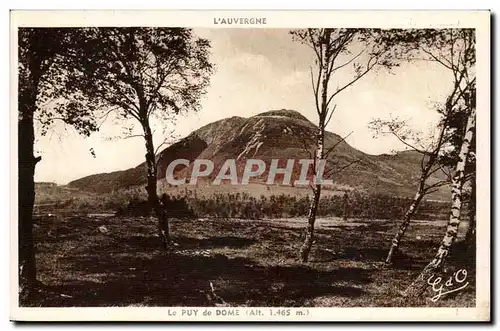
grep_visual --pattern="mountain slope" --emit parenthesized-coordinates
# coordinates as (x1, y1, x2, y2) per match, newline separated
(68, 109, 449, 199)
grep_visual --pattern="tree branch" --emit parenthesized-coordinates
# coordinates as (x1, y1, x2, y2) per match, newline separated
(325, 55, 378, 108)
(423, 179, 449, 193)
(421, 47, 453, 71)
(124, 134, 145, 140)
(324, 130, 353, 159)
(310, 67, 321, 115)
(324, 159, 360, 178)
(389, 129, 432, 156)
(324, 104, 337, 127)
(330, 49, 364, 74)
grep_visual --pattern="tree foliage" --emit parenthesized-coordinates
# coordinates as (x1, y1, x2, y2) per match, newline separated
(19, 28, 98, 137)
(290, 29, 402, 121)
(61, 27, 213, 127)
(55, 27, 214, 248)
(385, 28, 478, 298)
(18, 28, 100, 301)
(369, 29, 476, 182)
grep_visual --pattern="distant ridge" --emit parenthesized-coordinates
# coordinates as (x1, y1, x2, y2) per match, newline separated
(69, 109, 449, 199)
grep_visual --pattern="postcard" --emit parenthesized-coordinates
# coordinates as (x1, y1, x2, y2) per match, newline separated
(10, 10, 490, 322)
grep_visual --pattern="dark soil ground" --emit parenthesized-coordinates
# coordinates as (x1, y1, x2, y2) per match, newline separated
(26, 214, 475, 307)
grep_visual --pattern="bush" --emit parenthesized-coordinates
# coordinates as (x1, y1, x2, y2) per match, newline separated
(184, 191, 449, 220)
(37, 184, 450, 221)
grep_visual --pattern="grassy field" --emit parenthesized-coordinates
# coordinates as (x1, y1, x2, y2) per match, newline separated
(27, 212, 475, 307)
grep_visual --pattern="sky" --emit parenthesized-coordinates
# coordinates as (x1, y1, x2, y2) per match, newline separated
(33, 28, 453, 184)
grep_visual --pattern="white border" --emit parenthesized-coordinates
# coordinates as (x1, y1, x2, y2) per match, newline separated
(8, 10, 491, 322)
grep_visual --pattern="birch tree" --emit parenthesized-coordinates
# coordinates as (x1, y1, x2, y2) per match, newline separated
(464, 175, 476, 245)
(291, 28, 398, 262)
(403, 29, 476, 297)
(441, 102, 477, 247)
(368, 29, 476, 265)
(369, 114, 452, 264)
(405, 98, 475, 298)
(63, 28, 213, 248)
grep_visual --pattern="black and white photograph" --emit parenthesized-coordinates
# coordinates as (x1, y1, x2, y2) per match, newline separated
(10, 10, 490, 322)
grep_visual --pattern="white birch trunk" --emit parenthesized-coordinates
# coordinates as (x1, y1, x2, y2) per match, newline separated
(465, 176, 476, 245)
(385, 156, 436, 264)
(404, 106, 476, 298)
(299, 126, 324, 262)
(385, 186, 425, 264)
(299, 30, 330, 262)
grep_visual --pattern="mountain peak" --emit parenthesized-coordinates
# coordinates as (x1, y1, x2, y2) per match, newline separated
(254, 109, 310, 122)
(69, 109, 449, 200)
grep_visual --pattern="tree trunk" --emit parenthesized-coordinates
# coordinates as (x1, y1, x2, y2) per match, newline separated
(299, 126, 324, 262)
(403, 107, 476, 298)
(299, 185, 321, 262)
(465, 176, 476, 245)
(18, 69, 40, 302)
(342, 192, 349, 221)
(142, 119, 170, 249)
(386, 151, 439, 264)
(385, 188, 424, 264)
(299, 30, 330, 263)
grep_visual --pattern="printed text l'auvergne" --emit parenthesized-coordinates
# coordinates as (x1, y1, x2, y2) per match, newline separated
(213, 17, 267, 25)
